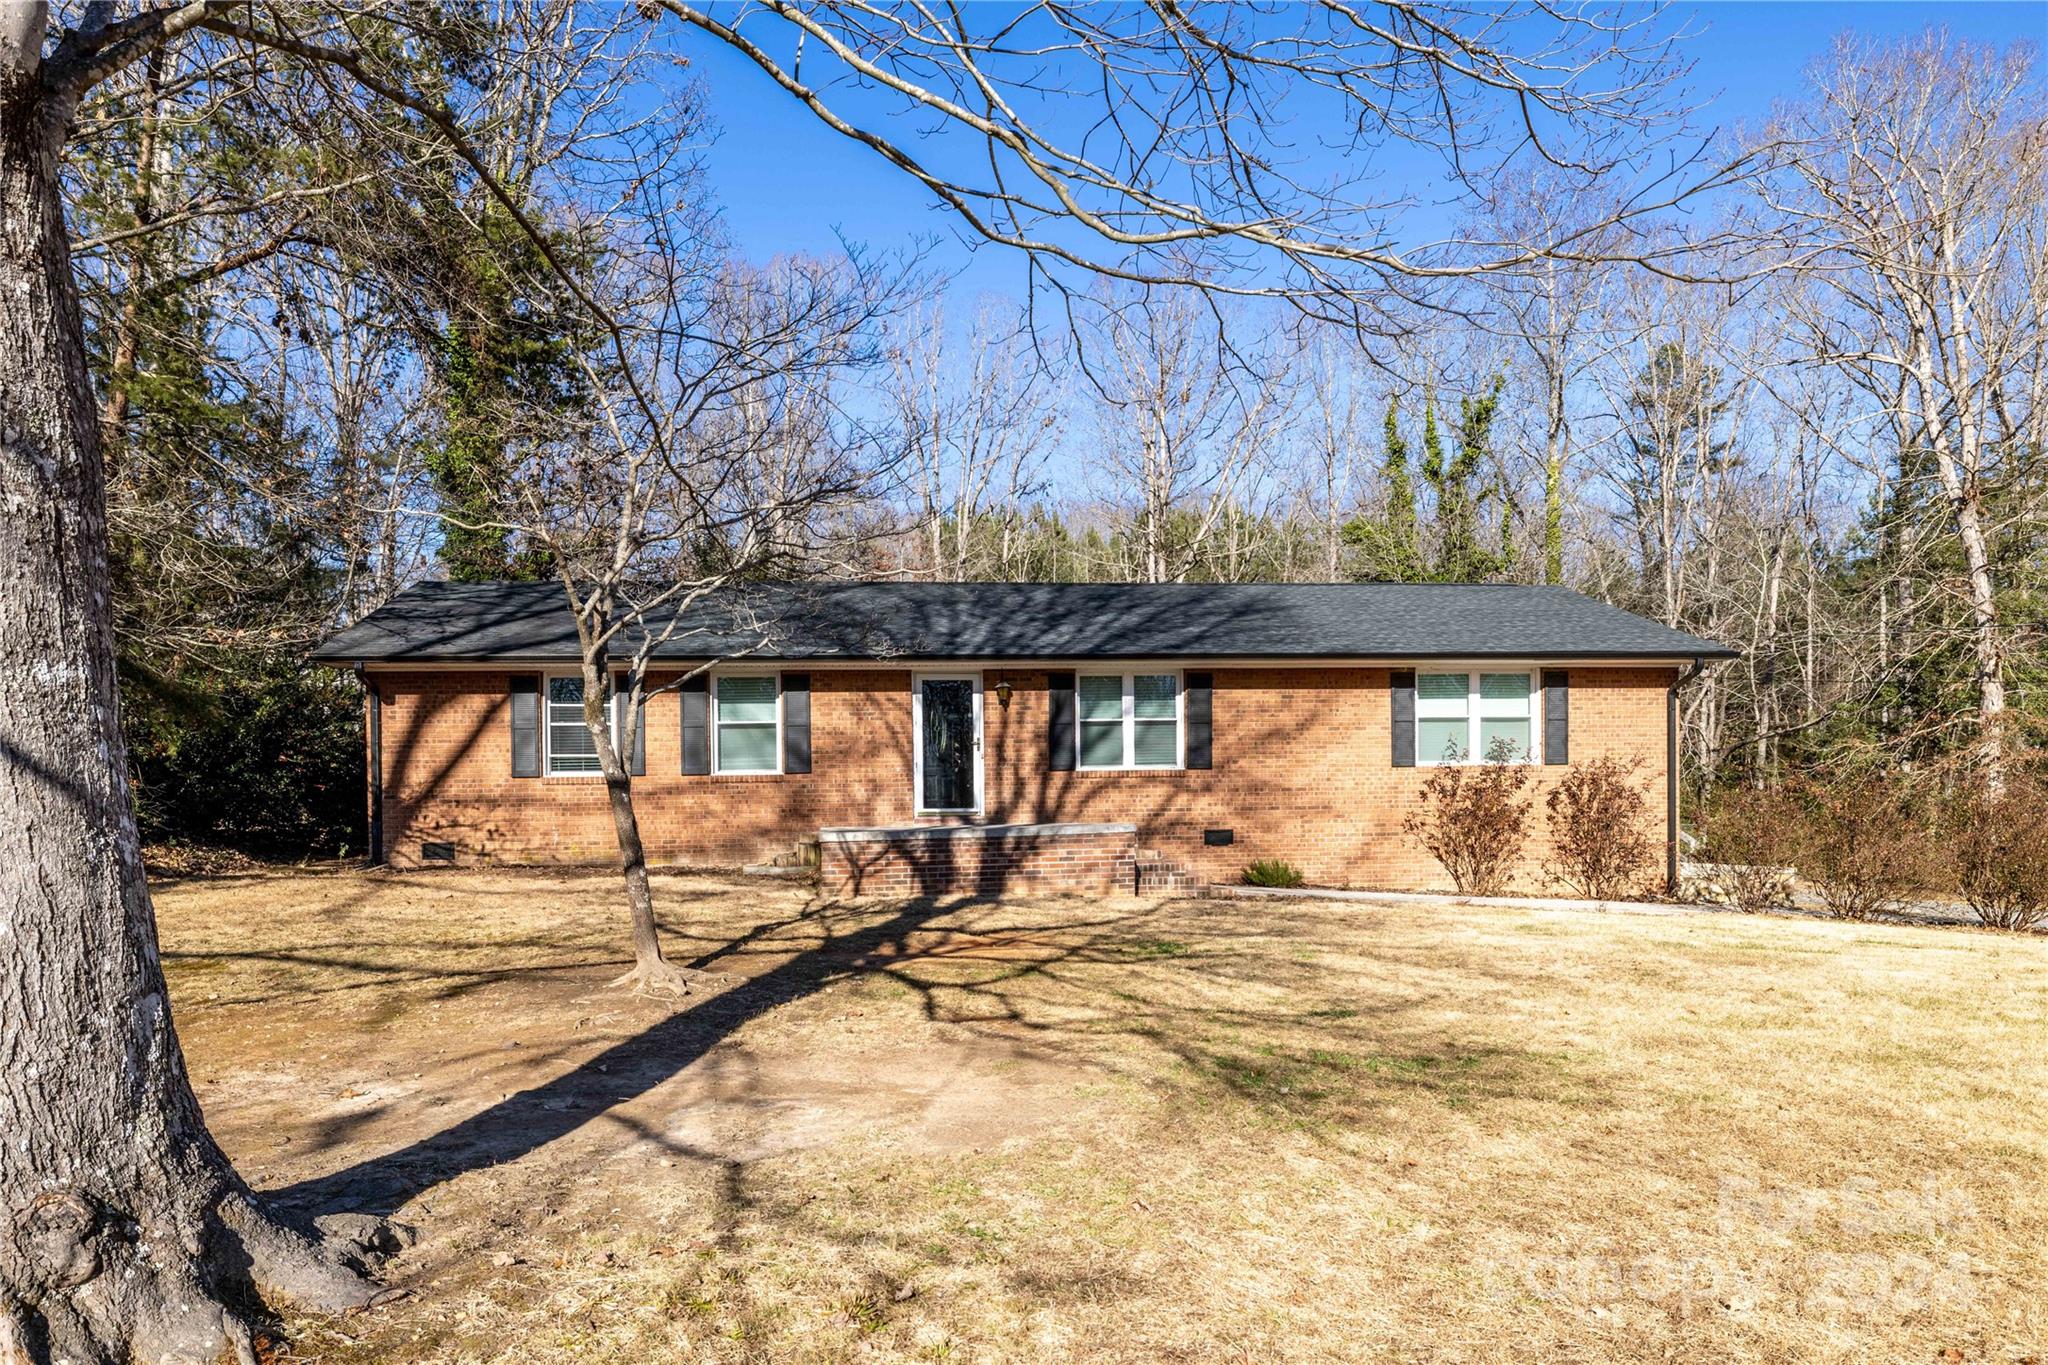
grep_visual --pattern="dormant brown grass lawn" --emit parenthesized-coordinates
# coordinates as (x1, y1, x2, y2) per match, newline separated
(153, 867, 2046, 1364)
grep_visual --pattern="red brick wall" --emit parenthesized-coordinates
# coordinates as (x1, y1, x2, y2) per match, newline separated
(372, 668, 916, 868)
(369, 663, 1675, 892)
(981, 666, 1674, 889)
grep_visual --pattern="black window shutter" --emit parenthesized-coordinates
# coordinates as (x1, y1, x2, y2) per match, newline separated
(613, 686, 646, 776)
(783, 673, 811, 773)
(1543, 669, 1570, 765)
(1390, 669, 1417, 768)
(510, 675, 540, 777)
(680, 673, 710, 775)
(1047, 671, 1076, 772)
(1184, 671, 1213, 769)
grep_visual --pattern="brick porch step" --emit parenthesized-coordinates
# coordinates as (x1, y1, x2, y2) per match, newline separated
(1128, 848, 1200, 894)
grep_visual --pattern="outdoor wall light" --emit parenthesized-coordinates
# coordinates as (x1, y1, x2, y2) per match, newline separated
(995, 679, 1014, 709)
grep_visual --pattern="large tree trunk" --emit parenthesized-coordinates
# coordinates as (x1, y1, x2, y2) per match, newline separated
(1, 47, 384, 1365)
(1910, 336, 2008, 781)
(1945, 481, 2008, 775)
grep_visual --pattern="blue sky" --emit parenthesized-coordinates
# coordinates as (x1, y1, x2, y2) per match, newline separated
(674, 2, 2045, 303)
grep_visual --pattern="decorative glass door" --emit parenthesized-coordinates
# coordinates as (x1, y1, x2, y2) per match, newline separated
(918, 677, 979, 812)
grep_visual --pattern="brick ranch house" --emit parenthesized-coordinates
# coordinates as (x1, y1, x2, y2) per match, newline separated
(312, 580, 1734, 896)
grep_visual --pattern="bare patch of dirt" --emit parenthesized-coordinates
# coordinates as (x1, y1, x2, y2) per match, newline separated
(153, 866, 2048, 1363)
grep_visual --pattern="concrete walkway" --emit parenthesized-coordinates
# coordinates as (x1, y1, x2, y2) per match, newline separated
(1208, 882, 1709, 918)
(1206, 882, 2016, 933)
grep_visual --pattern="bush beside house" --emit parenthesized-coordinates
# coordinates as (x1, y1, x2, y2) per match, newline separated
(1403, 741, 1536, 896)
(1544, 756, 1659, 900)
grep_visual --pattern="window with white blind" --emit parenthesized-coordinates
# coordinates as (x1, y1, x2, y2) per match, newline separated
(714, 674, 780, 774)
(1415, 669, 1537, 765)
(1076, 672, 1181, 769)
(545, 674, 611, 776)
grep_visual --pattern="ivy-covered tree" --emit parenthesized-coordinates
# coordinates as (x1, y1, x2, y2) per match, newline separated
(1343, 382, 1515, 583)
(1342, 397, 1427, 580)
(1426, 377, 1515, 582)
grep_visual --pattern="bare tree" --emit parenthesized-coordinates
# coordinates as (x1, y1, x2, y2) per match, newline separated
(493, 232, 906, 996)
(886, 303, 1058, 581)
(1086, 289, 1298, 582)
(1601, 320, 1734, 629)
(1471, 169, 1627, 583)
(655, 2, 1752, 317)
(1299, 334, 1367, 579)
(270, 265, 440, 618)
(1536, 242, 1830, 794)
(1760, 33, 2048, 778)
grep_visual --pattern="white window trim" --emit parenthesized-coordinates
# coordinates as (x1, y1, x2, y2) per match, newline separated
(1414, 665, 1540, 767)
(711, 669, 784, 776)
(542, 670, 618, 778)
(911, 672, 984, 814)
(1075, 669, 1184, 772)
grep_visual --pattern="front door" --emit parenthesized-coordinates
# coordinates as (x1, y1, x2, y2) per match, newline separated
(917, 675, 981, 813)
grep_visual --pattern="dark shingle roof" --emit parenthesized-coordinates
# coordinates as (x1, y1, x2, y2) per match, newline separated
(312, 580, 1735, 664)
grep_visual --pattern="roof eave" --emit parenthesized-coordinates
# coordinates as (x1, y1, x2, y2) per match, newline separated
(322, 646, 1740, 667)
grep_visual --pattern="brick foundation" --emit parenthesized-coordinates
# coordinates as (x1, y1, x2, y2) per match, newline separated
(819, 822, 1141, 898)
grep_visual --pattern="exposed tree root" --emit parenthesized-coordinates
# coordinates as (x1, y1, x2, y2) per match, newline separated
(1, 1293, 32, 1365)
(4, 1188, 413, 1365)
(606, 956, 730, 999)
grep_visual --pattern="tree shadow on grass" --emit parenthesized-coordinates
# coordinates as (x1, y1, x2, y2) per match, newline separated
(262, 880, 1238, 1219)
(270, 891, 996, 1216)
(268, 877, 1594, 1224)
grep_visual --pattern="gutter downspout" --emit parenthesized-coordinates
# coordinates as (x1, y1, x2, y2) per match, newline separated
(356, 663, 384, 866)
(1667, 657, 1706, 896)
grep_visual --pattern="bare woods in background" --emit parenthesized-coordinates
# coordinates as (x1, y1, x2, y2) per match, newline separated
(73, 24, 2041, 862)
(867, 36, 2047, 800)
